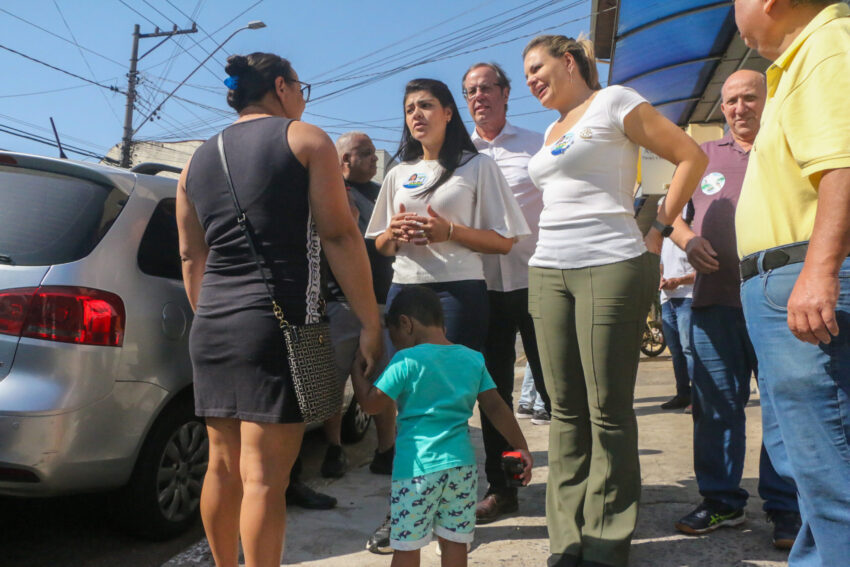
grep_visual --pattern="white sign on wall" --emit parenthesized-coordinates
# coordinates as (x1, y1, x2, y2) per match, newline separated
(640, 148, 676, 195)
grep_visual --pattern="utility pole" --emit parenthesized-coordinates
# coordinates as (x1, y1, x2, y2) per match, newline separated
(120, 23, 197, 169)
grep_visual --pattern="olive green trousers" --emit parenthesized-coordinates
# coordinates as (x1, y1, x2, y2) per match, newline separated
(529, 252, 658, 567)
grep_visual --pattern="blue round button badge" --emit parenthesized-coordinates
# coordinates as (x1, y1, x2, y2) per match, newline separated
(551, 133, 575, 156)
(403, 173, 427, 189)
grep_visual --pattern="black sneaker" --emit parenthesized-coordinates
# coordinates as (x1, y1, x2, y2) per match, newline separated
(675, 501, 746, 534)
(661, 393, 691, 410)
(321, 444, 347, 478)
(365, 513, 392, 554)
(531, 409, 551, 425)
(767, 510, 801, 550)
(369, 445, 394, 475)
(515, 405, 534, 419)
(286, 481, 337, 510)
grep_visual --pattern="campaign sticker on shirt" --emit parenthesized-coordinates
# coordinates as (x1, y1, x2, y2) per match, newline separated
(403, 173, 427, 189)
(550, 133, 575, 156)
(700, 172, 726, 195)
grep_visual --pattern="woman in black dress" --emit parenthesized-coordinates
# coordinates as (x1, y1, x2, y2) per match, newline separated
(176, 52, 382, 567)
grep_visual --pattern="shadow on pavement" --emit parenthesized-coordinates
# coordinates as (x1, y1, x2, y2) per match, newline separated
(633, 479, 790, 567)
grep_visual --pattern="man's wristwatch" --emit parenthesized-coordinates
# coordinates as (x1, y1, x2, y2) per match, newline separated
(652, 219, 674, 237)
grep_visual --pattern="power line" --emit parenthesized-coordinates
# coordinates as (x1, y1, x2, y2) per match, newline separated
(313, 0, 559, 86)
(117, 0, 163, 29)
(209, 0, 264, 36)
(0, 44, 126, 95)
(53, 0, 122, 126)
(0, 84, 93, 98)
(311, 0, 492, 82)
(309, 0, 588, 104)
(0, 123, 116, 163)
(0, 7, 125, 67)
(132, 0, 224, 87)
(142, 0, 179, 26)
(312, 2, 599, 105)
(165, 0, 231, 58)
(0, 112, 113, 155)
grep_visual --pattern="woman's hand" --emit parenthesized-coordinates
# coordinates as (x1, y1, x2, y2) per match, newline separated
(384, 204, 428, 244)
(415, 205, 452, 245)
(356, 325, 384, 382)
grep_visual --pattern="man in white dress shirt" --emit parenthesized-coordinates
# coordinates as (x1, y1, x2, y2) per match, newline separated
(462, 62, 549, 523)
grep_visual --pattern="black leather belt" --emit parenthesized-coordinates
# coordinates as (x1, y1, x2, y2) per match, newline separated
(739, 242, 809, 282)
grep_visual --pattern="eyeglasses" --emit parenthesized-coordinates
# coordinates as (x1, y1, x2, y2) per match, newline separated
(462, 82, 501, 100)
(292, 79, 311, 103)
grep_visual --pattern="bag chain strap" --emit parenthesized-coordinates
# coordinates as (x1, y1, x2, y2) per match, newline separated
(217, 133, 290, 330)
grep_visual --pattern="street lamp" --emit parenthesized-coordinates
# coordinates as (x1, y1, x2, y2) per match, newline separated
(131, 20, 266, 137)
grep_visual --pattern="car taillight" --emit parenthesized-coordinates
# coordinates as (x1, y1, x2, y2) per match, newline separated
(0, 286, 125, 347)
(0, 288, 34, 337)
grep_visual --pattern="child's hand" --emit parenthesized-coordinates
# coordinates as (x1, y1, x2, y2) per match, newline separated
(517, 449, 533, 486)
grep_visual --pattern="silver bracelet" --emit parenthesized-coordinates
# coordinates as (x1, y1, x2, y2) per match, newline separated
(448, 222, 454, 241)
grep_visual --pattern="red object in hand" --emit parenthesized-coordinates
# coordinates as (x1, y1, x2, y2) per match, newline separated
(501, 451, 525, 487)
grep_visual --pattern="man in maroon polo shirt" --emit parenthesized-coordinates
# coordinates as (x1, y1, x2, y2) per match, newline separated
(669, 70, 800, 549)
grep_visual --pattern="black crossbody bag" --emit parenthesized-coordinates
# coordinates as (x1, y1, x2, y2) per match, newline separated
(217, 133, 341, 423)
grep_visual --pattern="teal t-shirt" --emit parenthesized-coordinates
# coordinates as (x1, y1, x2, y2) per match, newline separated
(374, 343, 497, 480)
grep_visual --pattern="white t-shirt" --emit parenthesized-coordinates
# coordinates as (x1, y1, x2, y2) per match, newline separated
(472, 121, 544, 292)
(365, 153, 530, 284)
(660, 237, 694, 303)
(528, 85, 648, 269)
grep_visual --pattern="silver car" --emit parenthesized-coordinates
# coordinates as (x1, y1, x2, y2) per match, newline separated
(0, 152, 370, 540)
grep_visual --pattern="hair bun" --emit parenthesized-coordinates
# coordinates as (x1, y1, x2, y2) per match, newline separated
(225, 54, 250, 76)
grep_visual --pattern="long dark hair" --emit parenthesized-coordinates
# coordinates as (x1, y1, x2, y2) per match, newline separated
(395, 78, 478, 195)
(224, 52, 296, 112)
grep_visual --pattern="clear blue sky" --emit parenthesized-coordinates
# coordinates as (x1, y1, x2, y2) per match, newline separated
(0, 0, 606, 163)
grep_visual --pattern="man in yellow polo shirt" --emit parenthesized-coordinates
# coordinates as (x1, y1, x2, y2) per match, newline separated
(734, 0, 850, 564)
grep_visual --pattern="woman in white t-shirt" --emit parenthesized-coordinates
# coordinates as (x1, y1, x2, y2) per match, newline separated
(366, 78, 529, 351)
(522, 36, 707, 567)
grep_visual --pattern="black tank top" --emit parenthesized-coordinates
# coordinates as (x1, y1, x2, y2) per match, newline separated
(185, 116, 320, 324)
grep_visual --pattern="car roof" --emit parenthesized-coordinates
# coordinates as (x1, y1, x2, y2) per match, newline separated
(0, 151, 177, 199)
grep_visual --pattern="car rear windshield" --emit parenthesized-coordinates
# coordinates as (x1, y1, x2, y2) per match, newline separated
(0, 166, 127, 266)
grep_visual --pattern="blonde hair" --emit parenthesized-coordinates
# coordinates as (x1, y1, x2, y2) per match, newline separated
(523, 34, 601, 90)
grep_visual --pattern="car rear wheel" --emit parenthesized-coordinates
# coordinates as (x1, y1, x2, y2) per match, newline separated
(340, 396, 372, 444)
(118, 394, 208, 540)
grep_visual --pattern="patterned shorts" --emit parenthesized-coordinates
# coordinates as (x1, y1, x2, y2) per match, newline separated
(389, 464, 477, 550)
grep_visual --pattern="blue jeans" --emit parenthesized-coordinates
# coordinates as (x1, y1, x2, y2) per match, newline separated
(519, 363, 546, 412)
(386, 280, 489, 352)
(742, 258, 850, 566)
(690, 305, 797, 512)
(661, 298, 693, 396)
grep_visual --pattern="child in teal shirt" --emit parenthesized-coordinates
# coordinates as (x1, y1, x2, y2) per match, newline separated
(352, 286, 532, 566)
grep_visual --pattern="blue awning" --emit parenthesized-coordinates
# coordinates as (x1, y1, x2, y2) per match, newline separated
(592, 0, 771, 125)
